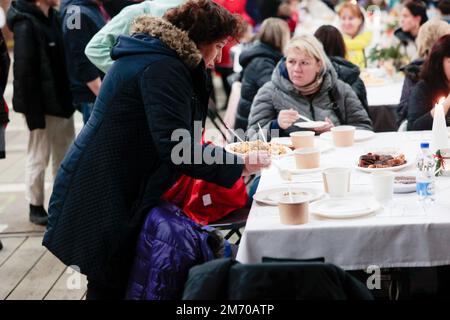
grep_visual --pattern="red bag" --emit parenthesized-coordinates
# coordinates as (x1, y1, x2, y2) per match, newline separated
(162, 174, 248, 225)
(162, 132, 248, 225)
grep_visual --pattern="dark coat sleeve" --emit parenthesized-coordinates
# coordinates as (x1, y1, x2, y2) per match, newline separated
(12, 20, 45, 129)
(253, 58, 276, 89)
(0, 30, 10, 95)
(351, 77, 368, 113)
(0, 30, 9, 126)
(407, 81, 434, 131)
(140, 59, 243, 188)
(63, 13, 102, 83)
(397, 75, 416, 124)
(235, 57, 275, 131)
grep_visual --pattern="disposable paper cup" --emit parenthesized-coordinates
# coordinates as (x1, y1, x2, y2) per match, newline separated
(294, 147, 320, 169)
(290, 131, 315, 149)
(278, 195, 309, 225)
(371, 171, 394, 203)
(322, 167, 351, 197)
(331, 126, 355, 147)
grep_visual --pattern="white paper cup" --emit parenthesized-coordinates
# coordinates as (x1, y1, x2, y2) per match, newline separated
(322, 167, 351, 197)
(331, 126, 356, 147)
(278, 195, 309, 225)
(371, 171, 394, 203)
(294, 147, 320, 169)
(290, 131, 315, 149)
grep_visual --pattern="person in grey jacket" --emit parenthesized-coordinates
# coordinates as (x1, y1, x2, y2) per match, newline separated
(247, 34, 372, 139)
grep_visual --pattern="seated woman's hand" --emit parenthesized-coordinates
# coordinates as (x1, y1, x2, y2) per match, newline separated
(444, 93, 450, 114)
(313, 117, 334, 134)
(277, 109, 300, 130)
(242, 152, 271, 176)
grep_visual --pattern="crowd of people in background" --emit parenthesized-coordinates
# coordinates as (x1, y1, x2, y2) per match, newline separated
(0, 0, 450, 299)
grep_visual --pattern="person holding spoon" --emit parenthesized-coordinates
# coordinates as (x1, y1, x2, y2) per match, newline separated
(247, 34, 372, 140)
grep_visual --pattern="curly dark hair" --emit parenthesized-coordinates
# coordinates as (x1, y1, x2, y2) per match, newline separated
(420, 34, 450, 101)
(163, 0, 247, 45)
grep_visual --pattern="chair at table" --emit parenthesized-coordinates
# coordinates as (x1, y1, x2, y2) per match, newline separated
(207, 208, 249, 245)
(182, 258, 374, 300)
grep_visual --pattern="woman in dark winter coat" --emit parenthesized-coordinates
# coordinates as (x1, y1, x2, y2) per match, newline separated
(397, 20, 450, 125)
(234, 17, 290, 133)
(7, 0, 75, 226)
(407, 34, 450, 131)
(43, 0, 270, 300)
(314, 24, 368, 113)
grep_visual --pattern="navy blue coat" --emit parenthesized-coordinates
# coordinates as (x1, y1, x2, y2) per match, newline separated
(43, 26, 243, 289)
(61, 0, 106, 104)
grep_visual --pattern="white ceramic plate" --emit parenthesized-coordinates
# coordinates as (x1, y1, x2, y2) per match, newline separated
(270, 137, 293, 148)
(253, 186, 324, 206)
(295, 121, 328, 129)
(276, 156, 328, 175)
(355, 160, 413, 173)
(393, 182, 416, 193)
(320, 130, 375, 142)
(225, 142, 292, 157)
(393, 175, 416, 193)
(310, 197, 380, 219)
(270, 137, 333, 153)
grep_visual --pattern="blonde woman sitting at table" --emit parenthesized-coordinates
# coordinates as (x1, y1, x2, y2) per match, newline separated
(247, 34, 372, 139)
(338, 2, 372, 69)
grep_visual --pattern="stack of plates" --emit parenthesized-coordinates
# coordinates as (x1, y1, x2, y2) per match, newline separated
(253, 186, 323, 206)
(309, 197, 380, 219)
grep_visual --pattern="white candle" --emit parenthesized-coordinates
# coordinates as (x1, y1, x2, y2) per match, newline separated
(431, 97, 449, 152)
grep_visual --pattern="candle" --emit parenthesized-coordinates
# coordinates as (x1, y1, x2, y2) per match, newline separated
(431, 97, 449, 152)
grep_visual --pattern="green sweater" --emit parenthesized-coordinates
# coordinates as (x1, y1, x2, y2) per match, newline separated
(84, 0, 185, 73)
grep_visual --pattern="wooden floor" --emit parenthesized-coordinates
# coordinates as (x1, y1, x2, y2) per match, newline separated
(0, 236, 87, 300)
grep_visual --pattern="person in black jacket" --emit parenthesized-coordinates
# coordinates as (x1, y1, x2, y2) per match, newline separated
(60, 0, 108, 123)
(43, 0, 270, 300)
(397, 20, 450, 126)
(314, 25, 368, 113)
(7, 0, 75, 225)
(234, 17, 290, 133)
(407, 34, 450, 131)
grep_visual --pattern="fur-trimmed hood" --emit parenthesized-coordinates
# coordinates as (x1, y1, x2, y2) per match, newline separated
(111, 15, 202, 70)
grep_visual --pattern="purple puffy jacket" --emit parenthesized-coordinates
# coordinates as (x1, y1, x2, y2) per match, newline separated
(125, 202, 225, 300)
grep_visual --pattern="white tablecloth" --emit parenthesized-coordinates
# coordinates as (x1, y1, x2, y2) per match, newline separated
(366, 80, 404, 107)
(236, 131, 450, 270)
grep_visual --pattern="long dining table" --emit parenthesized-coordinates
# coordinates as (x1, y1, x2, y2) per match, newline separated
(236, 131, 450, 271)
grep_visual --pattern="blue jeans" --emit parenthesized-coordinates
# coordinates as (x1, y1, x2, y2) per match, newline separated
(78, 102, 94, 124)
